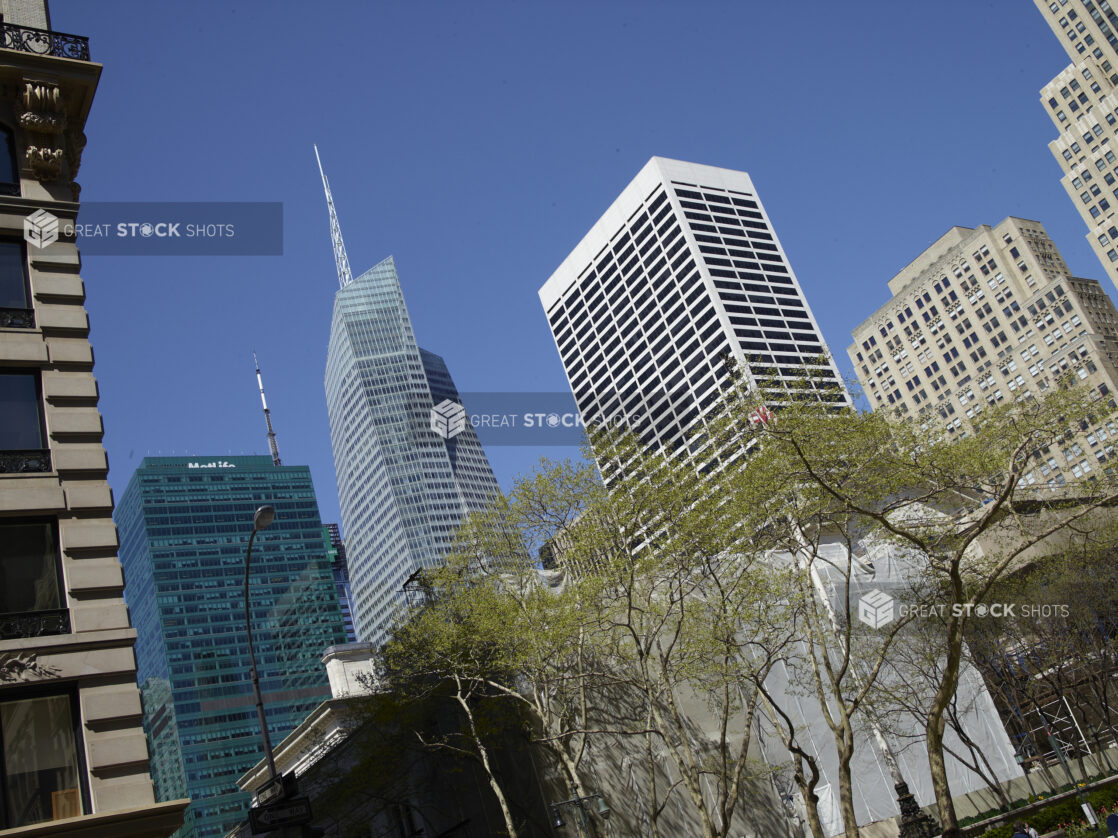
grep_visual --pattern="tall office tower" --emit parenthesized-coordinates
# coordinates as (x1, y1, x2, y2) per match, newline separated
(115, 456, 346, 838)
(849, 217, 1118, 479)
(0, 3, 186, 835)
(320, 159, 500, 645)
(1035, 0, 1118, 289)
(324, 522, 356, 643)
(139, 678, 193, 838)
(539, 157, 847, 473)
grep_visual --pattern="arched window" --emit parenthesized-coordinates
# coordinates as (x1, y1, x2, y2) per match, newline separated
(0, 125, 18, 195)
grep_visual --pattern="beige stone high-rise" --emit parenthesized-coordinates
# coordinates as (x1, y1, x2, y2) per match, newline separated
(0, 2, 185, 835)
(849, 217, 1118, 485)
(1035, 0, 1118, 289)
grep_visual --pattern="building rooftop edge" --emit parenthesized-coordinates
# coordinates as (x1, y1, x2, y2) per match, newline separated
(537, 157, 757, 311)
(850, 216, 1047, 338)
(349, 253, 395, 283)
(129, 454, 300, 468)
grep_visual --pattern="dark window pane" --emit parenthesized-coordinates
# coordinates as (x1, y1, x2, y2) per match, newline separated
(0, 128, 15, 185)
(0, 373, 43, 450)
(1, 695, 82, 827)
(0, 522, 60, 615)
(0, 242, 28, 308)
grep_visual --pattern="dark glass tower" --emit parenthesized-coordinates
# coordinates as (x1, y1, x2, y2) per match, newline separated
(324, 522, 356, 643)
(116, 456, 346, 838)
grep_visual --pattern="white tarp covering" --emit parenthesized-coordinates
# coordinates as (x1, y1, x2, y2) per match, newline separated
(757, 535, 1023, 836)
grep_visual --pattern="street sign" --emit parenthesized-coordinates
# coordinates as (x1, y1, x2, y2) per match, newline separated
(255, 772, 299, 808)
(249, 796, 312, 834)
(255, 776, 284, 808)
(1083, 801, 1099, 825)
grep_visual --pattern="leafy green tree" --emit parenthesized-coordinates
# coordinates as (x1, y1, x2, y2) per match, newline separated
(569, 435, 800, 838)
(385, 445, 803, 838)
(381, 562, 528, 837)
(384, 369, 1118, 838)
(437, 462, 611, 806)
(718, 377, 1118, 838)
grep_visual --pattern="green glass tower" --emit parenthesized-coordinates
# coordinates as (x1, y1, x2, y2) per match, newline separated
(116, 456, 346, 838)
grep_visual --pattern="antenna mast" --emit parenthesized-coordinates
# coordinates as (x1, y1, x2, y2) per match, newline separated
(254, 352, 282, 466)
(314, 144, 354, 289)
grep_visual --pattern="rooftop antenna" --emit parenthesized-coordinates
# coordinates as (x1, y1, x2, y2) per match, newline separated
(314, 144, 354, 289)
(254, 351, 282, 466)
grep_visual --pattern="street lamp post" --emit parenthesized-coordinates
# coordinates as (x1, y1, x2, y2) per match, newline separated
(244, 504, 277, 782)
(550, 792, 609, 837)
(1042, 724, 1104, 837)
(1015, 752, 1038, 799)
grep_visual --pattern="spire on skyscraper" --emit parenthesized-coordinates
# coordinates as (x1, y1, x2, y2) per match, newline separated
(253, 351, 282, 466)
(314, 144, 354, 289)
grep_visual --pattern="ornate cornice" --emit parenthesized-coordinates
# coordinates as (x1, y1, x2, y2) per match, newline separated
(20, 77, 66, 181)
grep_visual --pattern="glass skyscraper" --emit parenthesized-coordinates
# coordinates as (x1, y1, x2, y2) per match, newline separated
(325, 255, 500, 644)
(324, 522, 357, 643)
(116, 456, 346, 838)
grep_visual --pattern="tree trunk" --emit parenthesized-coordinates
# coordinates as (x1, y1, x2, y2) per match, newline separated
(835, 721, 861, 838)
(796, 759, 828, 838)
(927, 701, 959, 837)
(926, 575, 966, 838)
(645, 729, 664, 838)
(761, 690, 827, 838)
(650, 691, 717, 838)
(454, 687, 519, 838)
(944, 704, 1011, 809)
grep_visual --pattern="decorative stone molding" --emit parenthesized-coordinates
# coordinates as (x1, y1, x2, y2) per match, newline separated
(0, 650, 60, 682)
(0, 306, 34, 328)
(0, 449, 52, 473)
(0, 609, 71, 641)
(20, 77, 68, 182)
(66, 127, 86, 180)
(22, 79, 62, 118)
(26, 143, 62, 180)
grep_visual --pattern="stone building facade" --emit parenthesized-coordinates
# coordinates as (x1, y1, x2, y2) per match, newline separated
(0, 1, 186, 834)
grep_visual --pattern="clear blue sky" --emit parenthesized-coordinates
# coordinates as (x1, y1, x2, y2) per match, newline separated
(51, 0, 1094, 529)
